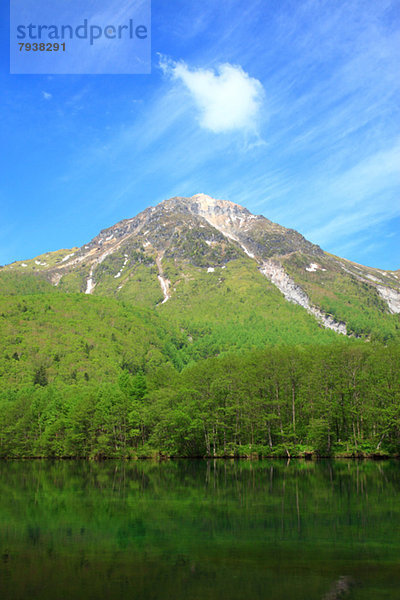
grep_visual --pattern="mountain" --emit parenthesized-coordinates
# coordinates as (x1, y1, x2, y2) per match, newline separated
(1, 194, 400, 459)
(2, 194, 399, 343)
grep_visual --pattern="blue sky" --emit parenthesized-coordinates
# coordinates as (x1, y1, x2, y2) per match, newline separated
(1, 0, 399, 269)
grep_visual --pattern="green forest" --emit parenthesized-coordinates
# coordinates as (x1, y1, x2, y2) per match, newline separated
(0, 270, 399, 459)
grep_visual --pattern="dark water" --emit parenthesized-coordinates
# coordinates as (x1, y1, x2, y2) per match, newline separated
(0, 460, 399, 600)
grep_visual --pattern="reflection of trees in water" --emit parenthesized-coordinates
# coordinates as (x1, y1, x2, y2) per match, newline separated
(0, 460, 399, 600)
(0, 459, 398, 541)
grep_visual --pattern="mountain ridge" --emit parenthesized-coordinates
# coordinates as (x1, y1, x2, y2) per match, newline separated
(2, 193, 399, 340)
(1, 194, 400, 461)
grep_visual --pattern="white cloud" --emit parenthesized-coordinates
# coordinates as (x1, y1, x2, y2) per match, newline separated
(159, 56, 264, 134)
(42, 91, 52, 101)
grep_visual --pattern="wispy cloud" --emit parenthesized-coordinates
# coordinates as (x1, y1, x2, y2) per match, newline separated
(4, 1, 398, 269)
(159, 56, 265, 134)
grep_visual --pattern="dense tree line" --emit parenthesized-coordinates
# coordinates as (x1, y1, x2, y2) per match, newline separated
(0, 278, 399, 458)
(0, 342, 399, 458)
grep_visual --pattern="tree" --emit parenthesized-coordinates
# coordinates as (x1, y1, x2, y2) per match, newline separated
(33, 365, 48, 387)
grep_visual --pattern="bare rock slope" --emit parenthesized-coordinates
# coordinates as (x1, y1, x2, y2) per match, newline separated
(3, 193, 399, 337)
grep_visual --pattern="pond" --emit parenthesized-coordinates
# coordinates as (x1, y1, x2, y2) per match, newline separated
(0, 459, 399, 599)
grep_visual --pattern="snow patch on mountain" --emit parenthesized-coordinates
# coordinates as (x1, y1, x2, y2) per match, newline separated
(199, 213, 255, 259)
(156, 253, 171, 304)
(158, 275, 171, 303)
(260, 260, 347, 335)
(114, 256, 129, 279)
(84, 248, 118, 293)
(377, 286, 400, 314)
(306, 263, 326, 272)
(61, 253, 75, 263)
(366, 273, 381, 283)
(241, 244, 255, 259)
(60, 253, 91, 269)
(85, 266, 96, 294)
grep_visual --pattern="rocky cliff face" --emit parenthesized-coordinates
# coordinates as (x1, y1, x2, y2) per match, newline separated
(2, 193, 399, 337)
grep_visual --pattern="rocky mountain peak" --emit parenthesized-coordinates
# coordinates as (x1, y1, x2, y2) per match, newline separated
(188, 193, 251, 217)
(163, 192, 246, 212)
(3, 193, 399, 333)
(157, 193, 265, 246)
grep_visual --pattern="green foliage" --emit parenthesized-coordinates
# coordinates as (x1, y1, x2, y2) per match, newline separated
(307, 418, 331, 456)
(0, 336, 399, 457)
(0, 271, 56, 295)
(0, 259, 399, 458)
(167, 228, 241, 266)
(0, 292, 181, 388)
(158, 259, 340, 364)
(283, 253, 400, 341)
(33, 365, 48, 387)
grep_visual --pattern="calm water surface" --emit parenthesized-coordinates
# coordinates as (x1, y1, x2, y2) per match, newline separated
(0, 459, 399, 600)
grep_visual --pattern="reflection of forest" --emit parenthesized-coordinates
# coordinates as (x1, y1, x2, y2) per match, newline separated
(0, 460, 399, 599)
(0, 459, 399, 548)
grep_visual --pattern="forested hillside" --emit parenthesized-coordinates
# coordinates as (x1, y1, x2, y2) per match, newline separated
(1, 196, 399, 458)
(0, 288, 399, 458)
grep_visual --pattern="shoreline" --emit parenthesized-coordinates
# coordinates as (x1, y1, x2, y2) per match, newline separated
(1, 453, 398, 461)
